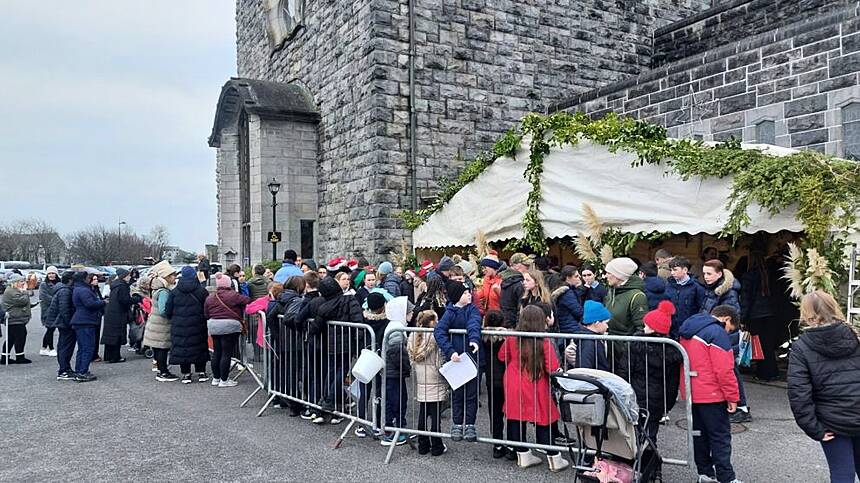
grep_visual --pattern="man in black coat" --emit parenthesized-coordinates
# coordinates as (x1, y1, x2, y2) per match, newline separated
(165, 266, 211, 383)
(197, 254, 211, 286)
(101, 268, 134, 363)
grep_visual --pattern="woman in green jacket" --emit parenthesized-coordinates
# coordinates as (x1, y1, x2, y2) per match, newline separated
(2, 273, 34, 364)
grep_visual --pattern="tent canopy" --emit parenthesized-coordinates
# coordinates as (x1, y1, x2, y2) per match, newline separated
(413, 139, 803, 249)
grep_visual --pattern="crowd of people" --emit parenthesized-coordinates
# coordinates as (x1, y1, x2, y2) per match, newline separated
(2, 244, 859, 482)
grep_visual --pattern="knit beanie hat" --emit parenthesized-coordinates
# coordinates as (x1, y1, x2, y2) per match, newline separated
(437, 256, 455, 273)
(46, 266, 59, 275)
(604, 257, 638, 280)
(116, 267, 131, 279)
(644, 300, 676, 335)
(582, 300, 612, 325)
(457, 260, 474, 275)
(446, 281, 468, 304)
(480, 254, 501, 271)
(215, 272, 231, 289)
(367, 292, 386, 312)
(378, 261, 394, 275)
(8, 273, 24, 283)
(302, 259, 317, 271)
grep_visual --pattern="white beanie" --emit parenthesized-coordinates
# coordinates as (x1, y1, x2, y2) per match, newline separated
(46, 266, 59, 275)
(604, 257, 638, 280)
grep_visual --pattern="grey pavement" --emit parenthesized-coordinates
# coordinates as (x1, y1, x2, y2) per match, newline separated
(0, 311, 831, 482)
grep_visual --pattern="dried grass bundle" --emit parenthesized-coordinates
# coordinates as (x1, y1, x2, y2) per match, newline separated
(582, 203, 605, 244)
(781, 242, 805, 299)
(475, 230, 489, 259)
(575, 233, 597, 262)
(600, 245, 614, 265)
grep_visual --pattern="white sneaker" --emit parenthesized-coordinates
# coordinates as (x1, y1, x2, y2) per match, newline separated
(48, 349, 57, 357)
(151, 361, 158, 372)
(698, 476, 719, 483)
(39, 348, 50, 356)
(218, 379, 238, 388)
(211, 378, 221, 386)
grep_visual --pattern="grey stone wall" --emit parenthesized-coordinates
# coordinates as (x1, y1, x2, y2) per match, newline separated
(235, 0, 712, 259)
(216, 127, 240, 265)
(558, 4, 860, 156)
(652, 0, 855, 66)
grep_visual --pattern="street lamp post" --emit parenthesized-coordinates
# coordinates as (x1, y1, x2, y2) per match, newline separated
(267, 177, 281, 262)
(118, 220, 126, 263)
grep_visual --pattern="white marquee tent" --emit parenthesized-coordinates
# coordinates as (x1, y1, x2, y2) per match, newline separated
(413, 139, 805, 249)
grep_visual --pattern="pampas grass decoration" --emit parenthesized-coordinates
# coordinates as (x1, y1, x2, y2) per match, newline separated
(600, 245, 614, 265)
(574, 233, 597, 262)
(475, 230, 489, 259)
(582, 203, 605, 244)
(804, 248, 836, 295)
(781, 242, 805, 299)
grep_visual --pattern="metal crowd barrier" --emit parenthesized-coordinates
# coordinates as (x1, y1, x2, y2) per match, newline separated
(380, 327, 697, 478)
(257, 315, 379, 449)
(230, 311, 268, 409)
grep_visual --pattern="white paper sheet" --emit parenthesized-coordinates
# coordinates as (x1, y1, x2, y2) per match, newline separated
(439, 354, 478, 390)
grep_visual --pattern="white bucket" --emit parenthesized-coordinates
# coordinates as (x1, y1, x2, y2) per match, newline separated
(351, 349, 384, 384)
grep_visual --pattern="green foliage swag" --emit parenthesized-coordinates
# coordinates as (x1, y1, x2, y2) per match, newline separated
(404, 111, 860, 262)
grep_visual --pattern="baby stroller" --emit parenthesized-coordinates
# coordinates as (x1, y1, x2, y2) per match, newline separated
(552, 368, 661, 483)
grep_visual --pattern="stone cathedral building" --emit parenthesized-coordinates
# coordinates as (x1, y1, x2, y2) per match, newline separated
(211, 0, 860, 266)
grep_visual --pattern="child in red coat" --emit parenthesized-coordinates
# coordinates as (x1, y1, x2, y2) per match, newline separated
(499, 305, 568, 472)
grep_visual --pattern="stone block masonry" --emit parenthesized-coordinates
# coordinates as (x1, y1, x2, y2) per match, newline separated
(558, 3, 860, 157)
(235, 0, 712, 259)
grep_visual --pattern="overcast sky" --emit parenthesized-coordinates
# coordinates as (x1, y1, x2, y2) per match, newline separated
(0, 1, 236, 252)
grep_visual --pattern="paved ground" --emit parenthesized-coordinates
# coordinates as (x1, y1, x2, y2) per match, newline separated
(0, 311, 832, 482)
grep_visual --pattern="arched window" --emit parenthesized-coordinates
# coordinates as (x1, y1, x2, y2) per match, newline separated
(842, 103, 860, 161)
(755, 120, 775, 145)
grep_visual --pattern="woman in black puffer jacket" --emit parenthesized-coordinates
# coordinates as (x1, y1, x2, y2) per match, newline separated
(787, 291, 860, 483)
(165, 266, 210, 383)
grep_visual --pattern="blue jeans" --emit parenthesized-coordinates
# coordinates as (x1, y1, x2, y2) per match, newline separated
(56, 328, 77, 375)
(385, 376, 408, 428)
(323, 351, 349, 411)
(821, 435, 860, 483)
(73, 326, 97, 375)
(452, 376, 478, 426)
(693, 402, 735, 482)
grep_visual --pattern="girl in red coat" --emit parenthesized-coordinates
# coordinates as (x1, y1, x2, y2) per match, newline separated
(499, 305, 569, 472)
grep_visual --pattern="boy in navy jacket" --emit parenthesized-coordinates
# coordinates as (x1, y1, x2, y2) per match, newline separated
(434, 281, 482, 443)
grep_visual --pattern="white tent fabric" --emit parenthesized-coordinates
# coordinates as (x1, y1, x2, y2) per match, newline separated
(413, 138, 803, 248)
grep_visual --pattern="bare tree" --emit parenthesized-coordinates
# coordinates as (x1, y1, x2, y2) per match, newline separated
(66, 224, 172, 265)
(0, 219, 66, 264)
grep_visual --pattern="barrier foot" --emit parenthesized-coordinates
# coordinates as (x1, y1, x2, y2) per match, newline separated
(231, 365, 247, 382)
(256, 394, 276, 417)
(332, 419, 355, 449)
(383, 430, 400, 465)
(240, 386, 262, 408)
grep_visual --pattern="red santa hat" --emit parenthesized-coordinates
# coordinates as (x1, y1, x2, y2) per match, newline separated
(420, 260, 434, 272)
(326, 256, 346, 270)
(347, 259, 359, 271)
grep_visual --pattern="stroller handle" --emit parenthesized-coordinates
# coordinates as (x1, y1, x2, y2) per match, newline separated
(551, 371, 614, 401)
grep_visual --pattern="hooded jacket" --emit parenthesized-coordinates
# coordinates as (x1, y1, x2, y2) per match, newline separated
(165, 272, 210, 364)
(247, 275, 271, 301)
(679, 313, 739, 404)
(2, 285, 32, 325)
(700, 269, 741, 316)
(408, 330, 446, 402)
(45, 283, 74, 329)
(143, 277, 173, 348)
(475, 272, 501, 316)
(570, 325, 610, 371)
(101, 278, 133, 346)
(605, 275, 648, 336)
(381, 272, 402, 298)
(788, 322, 860, 440)
(551, 285, 583, 333)
(499, 269, 524, 328)
(665, 276, 705, 339)
(268, 289, 307, 353)
(642, 275, 671, 311)
(70, 280, 105, 327)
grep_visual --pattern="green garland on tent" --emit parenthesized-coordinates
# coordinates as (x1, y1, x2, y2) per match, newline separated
(405, 111, 860, 259)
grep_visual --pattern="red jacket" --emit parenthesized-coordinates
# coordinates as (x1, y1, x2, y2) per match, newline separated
(475, 273, 501, 316)
(679, 314, 739, 404)
(499, 336, 560, 425)
(204, 287, 251, 320)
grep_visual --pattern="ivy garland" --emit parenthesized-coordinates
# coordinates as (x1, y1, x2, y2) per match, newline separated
(404, 111, 860, 262)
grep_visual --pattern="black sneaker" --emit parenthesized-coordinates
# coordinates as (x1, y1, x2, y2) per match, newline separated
(14, 357, 32, 364)
(493, 445, 507, 459)
(156, 372, 179, 382)
(57, 372, 76, 381)
(730, 410, 752, 424)
(181, 374, 193, 384)
(75, 372, 98, 383)
(300, 409, 314, 420)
